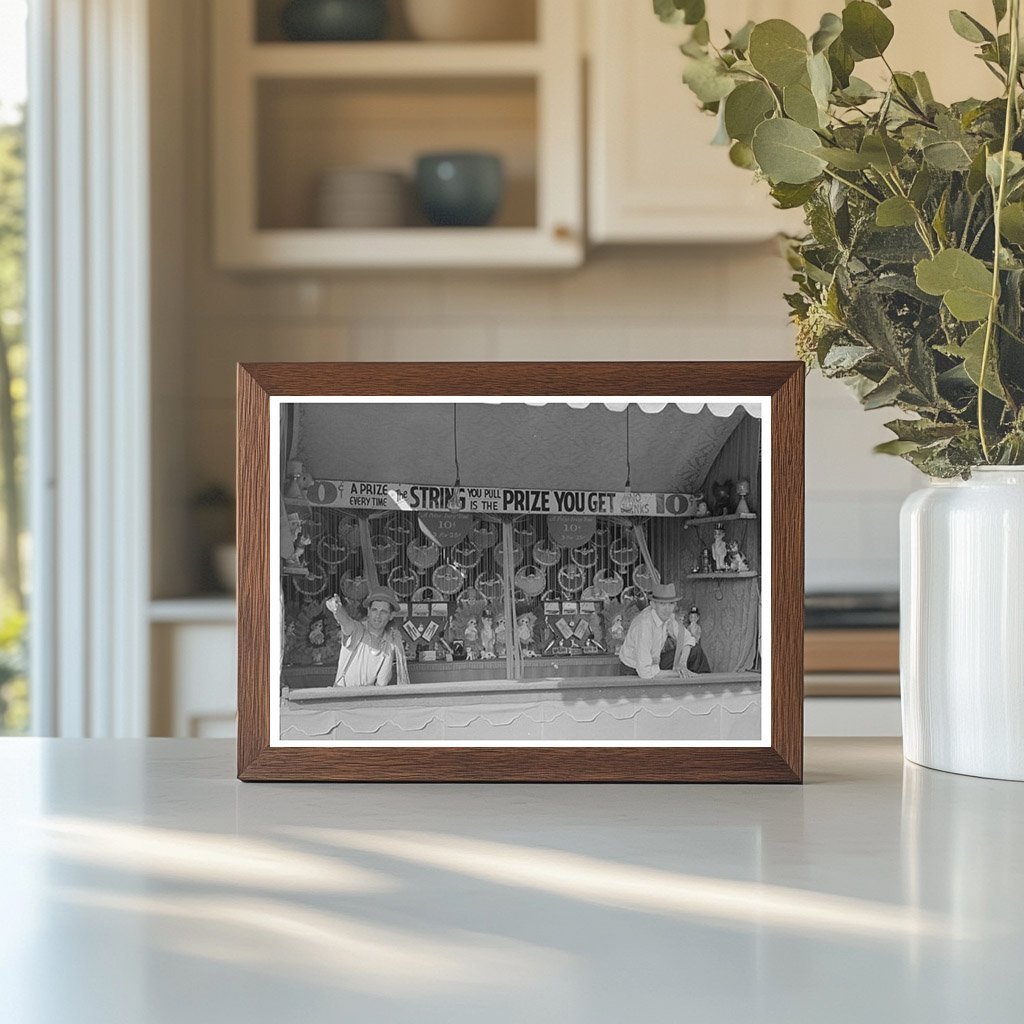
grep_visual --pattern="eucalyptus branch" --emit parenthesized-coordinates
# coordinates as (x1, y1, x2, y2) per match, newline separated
(822, 167, 881, 205)
(979, 0, 1021, 461)
(884, 170, 939, 254)
(961, 191, 980, 249)
(969, 212, 994, 253)
(881, 54, 930, 121)
(665, 2, 1024, 473)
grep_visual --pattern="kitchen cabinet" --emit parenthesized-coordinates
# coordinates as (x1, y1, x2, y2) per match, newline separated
(212, 0, 1002, 264)
(586, 0, 998, 244)
(587, 0, 811, 243)
(805, 626, 900, 736)
(211, 0, 583, 269)
(150, 600, 237, 737)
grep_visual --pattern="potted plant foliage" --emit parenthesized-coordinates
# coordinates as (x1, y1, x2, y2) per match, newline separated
(658, 0, 1024, 779)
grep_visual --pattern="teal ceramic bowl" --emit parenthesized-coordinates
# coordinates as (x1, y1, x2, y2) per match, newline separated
(415, 152, 505, 228)
(281, 0, 388, 42)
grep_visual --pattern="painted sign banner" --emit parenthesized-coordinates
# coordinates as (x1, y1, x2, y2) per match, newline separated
(302, 480, 698, 517)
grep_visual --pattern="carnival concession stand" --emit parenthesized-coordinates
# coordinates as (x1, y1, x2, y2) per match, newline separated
(279, 401, 763, 742)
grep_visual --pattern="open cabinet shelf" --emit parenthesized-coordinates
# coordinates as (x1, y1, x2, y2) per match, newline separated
(212, 0, 582, 269)
(249, 42, 546, 77)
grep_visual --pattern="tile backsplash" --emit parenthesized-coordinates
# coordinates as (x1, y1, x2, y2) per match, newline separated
(180, 246, 917, 594)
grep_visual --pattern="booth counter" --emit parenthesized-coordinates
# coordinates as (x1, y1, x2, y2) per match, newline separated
(281, 671, 762, 742)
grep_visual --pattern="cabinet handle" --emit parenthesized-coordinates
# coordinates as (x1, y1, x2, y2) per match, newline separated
(553, 224, 574, 241)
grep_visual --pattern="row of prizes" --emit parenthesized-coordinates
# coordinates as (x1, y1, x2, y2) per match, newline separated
(710, 526, 750, 573)
(604, 601, 628, 655)
(453, 605, 519, 660)
(709, 478, 753, 517)
(283, 511, 311, 575)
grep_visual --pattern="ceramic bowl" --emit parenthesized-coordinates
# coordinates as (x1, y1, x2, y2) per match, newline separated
(281, 0, 388, 41)
(316, 168, 407, 228)
(415, 152, 504, 227)
(403, 0, 534, 41)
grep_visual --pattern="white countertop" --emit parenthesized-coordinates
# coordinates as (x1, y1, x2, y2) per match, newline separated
(1, 738, 1020, 1023)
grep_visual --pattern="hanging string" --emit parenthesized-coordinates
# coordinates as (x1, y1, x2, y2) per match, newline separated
(501, 519, 523, 681)
(358, 517, 379, 591)
(453, 403, 461, 486)
(632, 521, 662, 587)
(624, 403, 631, 489)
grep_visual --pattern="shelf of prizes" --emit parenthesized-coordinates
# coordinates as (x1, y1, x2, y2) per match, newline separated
(281, 493, 760, 688)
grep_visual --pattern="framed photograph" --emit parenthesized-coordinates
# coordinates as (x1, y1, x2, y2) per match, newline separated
(237, 362, 804, 782)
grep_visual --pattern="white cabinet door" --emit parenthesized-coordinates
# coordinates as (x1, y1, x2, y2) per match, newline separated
(588, 0, 812, 242)
(151, 618, 237, 738)
(587, 0, 996, 244)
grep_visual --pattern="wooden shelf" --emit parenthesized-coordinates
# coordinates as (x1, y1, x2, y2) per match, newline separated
(684, 513, 757, 528)
(149, 597, 236, 623)
(685, 571, 758, 580)
(805, 628, 899, 674)
(249, 42, 544, 78)
(218, 227, 581, 270)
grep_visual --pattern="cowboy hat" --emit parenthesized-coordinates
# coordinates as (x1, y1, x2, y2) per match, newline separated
(362, 587, 402, 613)
(650, 582, 682, 603)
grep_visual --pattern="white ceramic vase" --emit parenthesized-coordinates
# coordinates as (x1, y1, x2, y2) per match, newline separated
(900, 467, 1024, 780)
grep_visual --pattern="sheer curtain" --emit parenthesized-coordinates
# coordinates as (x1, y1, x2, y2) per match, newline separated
(28, 0, 150, 736)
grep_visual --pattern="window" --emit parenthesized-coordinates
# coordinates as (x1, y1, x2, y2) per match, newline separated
(0, 0, 27, 734)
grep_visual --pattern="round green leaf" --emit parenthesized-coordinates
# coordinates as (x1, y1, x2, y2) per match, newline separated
(748, 20, 809, 86)
(654, 0, 705, 26)
(771, 180, 820, 209)
(729, 140, 757, 170)
(875, 196, 918, 228)
(915, 249, 993, 321)
(724, 20, 755, 53)
(723, 81, 775, 144)
(940, 326, 1005, 398)
(875, 439, 922, 456)
(986, 150, 1024, 190)
(783, 81, 823, 129)
(810, 13, 843, 55)
(682, 57, 736, 104)
(860, 133, 904, 173)
(999, 203, 1024, 245)
(751, 118, 828, 184)
(813, 146, 871, 170)
(923, 140, 973, 171)
(807, 52, 833, 108)
(838, 76, 878, 104)
(827, 35, 856, 88)
(682, 0, 705, 25)
(948, 10, 994, 44)
(842, 1, 894, 59)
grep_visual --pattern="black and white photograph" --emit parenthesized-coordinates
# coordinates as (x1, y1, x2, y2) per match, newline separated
(271, 396, 769, 746)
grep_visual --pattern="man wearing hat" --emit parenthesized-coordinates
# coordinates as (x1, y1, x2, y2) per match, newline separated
(326, 587, 410, 687)
(618, 582, 696, 679)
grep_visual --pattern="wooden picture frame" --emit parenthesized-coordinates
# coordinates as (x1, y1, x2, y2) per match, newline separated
(238, 362, 804, 782)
